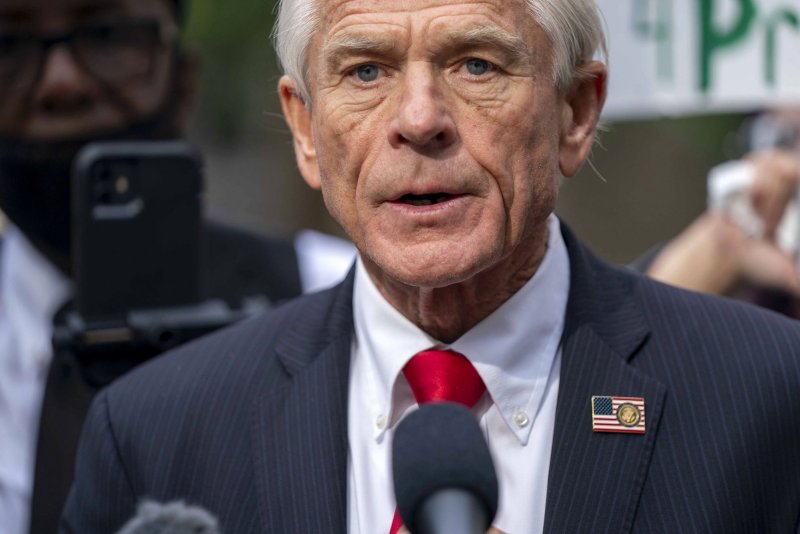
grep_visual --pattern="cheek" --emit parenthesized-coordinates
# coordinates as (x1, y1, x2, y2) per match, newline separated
(113, 53, 174, 116)
(314, 95, 391, 195)
(312, 115, 374, 240)
(509, 135, 561, 235)
(463, 101, 561, 227)
(317, 83, 389, 140)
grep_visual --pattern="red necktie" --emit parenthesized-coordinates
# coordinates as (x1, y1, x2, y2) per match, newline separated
(389, 349, 486, 534)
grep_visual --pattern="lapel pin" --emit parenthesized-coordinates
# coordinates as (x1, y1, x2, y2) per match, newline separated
(591, 396, 645, 434)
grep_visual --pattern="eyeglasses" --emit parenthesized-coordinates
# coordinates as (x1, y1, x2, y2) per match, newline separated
(0, 19, 177, 93)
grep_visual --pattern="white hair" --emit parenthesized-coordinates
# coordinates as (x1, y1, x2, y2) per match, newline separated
(272, 0, 607, 103)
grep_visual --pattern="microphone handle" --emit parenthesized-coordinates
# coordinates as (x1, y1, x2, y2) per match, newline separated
(415, 488, 489, 534)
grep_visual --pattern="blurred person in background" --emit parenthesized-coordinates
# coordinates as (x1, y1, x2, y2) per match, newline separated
(0, 0, 353, 532)
(639, 108, 800, 318)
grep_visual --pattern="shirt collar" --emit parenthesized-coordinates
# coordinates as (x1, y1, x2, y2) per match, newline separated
(352, 214, 570, 445)
(1, 226, 72, 365)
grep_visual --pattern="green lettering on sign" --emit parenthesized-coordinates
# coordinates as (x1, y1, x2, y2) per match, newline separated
(699, 0, 758, 92)
(765, 8, 799, 85)
(633, 0, 674, 82)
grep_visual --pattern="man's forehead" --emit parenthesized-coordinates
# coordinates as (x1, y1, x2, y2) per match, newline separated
(314, 0, 537, 58)
(0, 0, 171, 25)
(319, 0, 529, 32)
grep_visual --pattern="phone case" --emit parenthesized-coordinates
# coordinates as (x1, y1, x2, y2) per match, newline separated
(72, 141, 203, 320)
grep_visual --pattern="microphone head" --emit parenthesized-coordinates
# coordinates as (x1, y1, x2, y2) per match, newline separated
(392, 402, 499, 532)
(115, 500, 220, 534)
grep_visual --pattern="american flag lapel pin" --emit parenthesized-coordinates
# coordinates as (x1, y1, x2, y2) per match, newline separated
(591, 396, 646, 434)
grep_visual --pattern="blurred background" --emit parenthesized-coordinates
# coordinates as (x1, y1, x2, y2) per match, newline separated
(184, 0, 796, 265)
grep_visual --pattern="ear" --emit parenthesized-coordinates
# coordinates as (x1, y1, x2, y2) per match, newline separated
(279, 75, 321, 190)
(174, 49, 199, 130)
(558, 61, 607, 178)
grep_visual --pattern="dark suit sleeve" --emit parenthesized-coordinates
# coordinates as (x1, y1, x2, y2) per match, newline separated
(59, 390, 137, 533)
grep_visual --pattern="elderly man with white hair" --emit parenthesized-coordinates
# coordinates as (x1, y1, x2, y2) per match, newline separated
(62, 1, 800, 533)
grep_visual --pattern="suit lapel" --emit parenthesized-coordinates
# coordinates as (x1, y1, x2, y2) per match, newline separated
(252, 271, 356, 533)
(543, 224, 667, 534)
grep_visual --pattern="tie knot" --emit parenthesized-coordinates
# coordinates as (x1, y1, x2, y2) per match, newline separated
(402, 349, 486, 408)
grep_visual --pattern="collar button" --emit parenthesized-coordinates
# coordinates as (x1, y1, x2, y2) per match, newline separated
(376, 414, 387, 430)
(513, 410, 530, 428)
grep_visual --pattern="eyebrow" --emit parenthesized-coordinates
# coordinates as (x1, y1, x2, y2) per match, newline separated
(322, 24, 532, 74)
(438, 26, 531, 66)
(323, 34, 399, 73)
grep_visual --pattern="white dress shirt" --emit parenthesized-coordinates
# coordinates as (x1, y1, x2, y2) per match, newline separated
(0, 224, 354, 534)
(0, 226, 71, 534)
(294, 229, 357, 292)
(347, 214, 570, 534)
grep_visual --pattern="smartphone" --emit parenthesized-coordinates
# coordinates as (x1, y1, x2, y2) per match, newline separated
(72, 141, 203, 321)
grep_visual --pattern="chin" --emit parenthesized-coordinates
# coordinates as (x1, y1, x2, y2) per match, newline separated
(393, 267, 471, 289)
(371, 241, 500, 290)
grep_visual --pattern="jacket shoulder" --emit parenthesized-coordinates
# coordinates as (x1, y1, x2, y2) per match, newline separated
(626, 271, 800, 394)
(634, 270, 800, 344)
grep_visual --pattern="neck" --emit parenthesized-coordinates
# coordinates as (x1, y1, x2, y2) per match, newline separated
(364, 224, 550, 343)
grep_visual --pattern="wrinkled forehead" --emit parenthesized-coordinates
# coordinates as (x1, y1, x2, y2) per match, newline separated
(314, 0, 539, 50)
(0, 0, 172, 30)
(305, 0, 549, 90)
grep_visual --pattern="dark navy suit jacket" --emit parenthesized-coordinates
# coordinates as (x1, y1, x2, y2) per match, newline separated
(60, 224, 800, 533)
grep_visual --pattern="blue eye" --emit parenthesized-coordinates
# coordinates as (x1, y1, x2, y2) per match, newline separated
(355, 64, 380, 82)
(465, 58, 491, 76)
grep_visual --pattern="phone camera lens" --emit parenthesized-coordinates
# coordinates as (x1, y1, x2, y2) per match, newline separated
(115, 176, 130, 195)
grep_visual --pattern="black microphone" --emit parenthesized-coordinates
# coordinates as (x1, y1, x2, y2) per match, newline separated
(115, 500, 220, 534)
(392, 402, 499, 534)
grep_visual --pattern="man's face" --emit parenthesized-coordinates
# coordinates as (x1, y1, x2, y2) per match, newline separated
(282, 0, 602, 289)
(0, 0, 176, 141)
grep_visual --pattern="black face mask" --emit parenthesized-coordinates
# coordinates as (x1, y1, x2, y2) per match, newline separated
(0, 75, 183, 272)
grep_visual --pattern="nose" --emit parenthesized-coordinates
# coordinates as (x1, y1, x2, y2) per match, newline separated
(32, 44, 95, 115)
(388, 68, 458, 151)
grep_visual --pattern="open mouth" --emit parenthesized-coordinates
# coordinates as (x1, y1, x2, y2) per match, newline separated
(396, 192, 457, 206)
